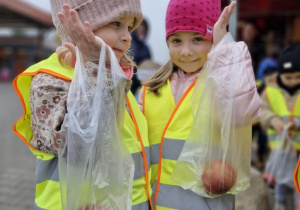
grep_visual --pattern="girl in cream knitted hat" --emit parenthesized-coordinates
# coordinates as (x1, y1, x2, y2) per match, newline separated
(12, 0, 154, 209)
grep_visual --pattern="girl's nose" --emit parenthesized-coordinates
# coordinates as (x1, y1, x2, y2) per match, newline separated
(121, 30, 132, 42)
(180, 44, 193, 56)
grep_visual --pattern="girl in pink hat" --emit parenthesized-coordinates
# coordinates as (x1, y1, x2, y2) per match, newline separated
(138, 0, 261, 209)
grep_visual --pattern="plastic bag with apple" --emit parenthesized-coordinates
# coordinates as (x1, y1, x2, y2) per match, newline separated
(170, 33, 254, 198)
(58, 39, 134, 210)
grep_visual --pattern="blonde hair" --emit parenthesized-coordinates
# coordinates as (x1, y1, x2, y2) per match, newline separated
(120, 48, 137, 69)
(57, 46, 74, 68)
(57, 46, 137, 69)
(143, 60, 175, 95)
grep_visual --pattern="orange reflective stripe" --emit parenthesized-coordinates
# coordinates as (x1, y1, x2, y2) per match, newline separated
(290, 99, 300, 139)
(142, 86, 146, 115)
(21, 69, 72, 81)
(126, 97, 153, 210)
(154, 79, 196, 207)
(13, 69, 72, 152)
(294, 156, 300, 199)
(12, 76, 40, 151)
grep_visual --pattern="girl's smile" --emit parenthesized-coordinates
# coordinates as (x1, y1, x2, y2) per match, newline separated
(179, 59, 200, 63)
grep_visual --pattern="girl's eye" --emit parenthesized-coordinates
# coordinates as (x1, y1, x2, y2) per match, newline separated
(112, 22, 121, 27)
(172, 39, 181, 44)
(194, 37, 203, 42)
(128, 26, 133, 32)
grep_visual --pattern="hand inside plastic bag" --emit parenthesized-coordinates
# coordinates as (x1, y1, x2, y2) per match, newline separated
(59, 39, 134, 210)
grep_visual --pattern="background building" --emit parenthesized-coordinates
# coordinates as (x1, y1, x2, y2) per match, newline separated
(0, 0, 55, 81)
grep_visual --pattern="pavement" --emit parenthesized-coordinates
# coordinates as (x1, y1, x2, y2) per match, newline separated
(0, 82, 36, 210)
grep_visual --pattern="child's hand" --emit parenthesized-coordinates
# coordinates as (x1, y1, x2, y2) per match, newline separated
(286, 121, 296, 131)
(213, 1, 236, 46)
(57, 4, 102, 63)
(270, 118, 285, 134)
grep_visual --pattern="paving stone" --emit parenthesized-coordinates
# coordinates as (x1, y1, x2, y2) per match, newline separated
(0, 83, 36, 210)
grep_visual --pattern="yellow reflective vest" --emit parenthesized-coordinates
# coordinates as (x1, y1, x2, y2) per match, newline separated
(265, 86, 300, 150)
(143, 80, 234, 210)
(13, 53, 153, 210)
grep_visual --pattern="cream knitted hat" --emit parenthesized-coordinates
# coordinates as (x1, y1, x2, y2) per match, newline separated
(50, 0, 143, 43)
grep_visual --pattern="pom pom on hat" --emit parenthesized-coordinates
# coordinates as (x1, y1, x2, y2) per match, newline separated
(165, 0, 221, 40)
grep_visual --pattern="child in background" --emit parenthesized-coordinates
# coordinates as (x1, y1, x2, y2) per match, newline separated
(139, 0, 261, 209)
(257, 58, 279, 94)
(253, 59, 278, 170)
(131, 19, 152, 95)
(13, 0, 153, 209)
(261, 46, 300, 210)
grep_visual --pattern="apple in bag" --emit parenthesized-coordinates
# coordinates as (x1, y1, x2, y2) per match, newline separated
(83, 206, 109, 210)
(201, 160, 237, 195)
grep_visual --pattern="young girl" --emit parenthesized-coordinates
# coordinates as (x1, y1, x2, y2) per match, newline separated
(13, 0, 153, 209)
(139, 0, 261, 209)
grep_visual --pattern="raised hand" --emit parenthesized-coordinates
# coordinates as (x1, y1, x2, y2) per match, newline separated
(57, 4, 102, 62)
(213, 1, 236, 46)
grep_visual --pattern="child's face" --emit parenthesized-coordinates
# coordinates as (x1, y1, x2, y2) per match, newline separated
(93, 16, 135, 62)
(167, 32, 213, 73)
(279, 72, 300, 88)
(264, 72, 277, 84)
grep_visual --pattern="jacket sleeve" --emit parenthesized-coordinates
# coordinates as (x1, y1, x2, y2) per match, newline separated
(259, 89, 281, 130)
(29, 73, 69, 156)
(29, 62, 99, 156)
(208, 33, 262, 125)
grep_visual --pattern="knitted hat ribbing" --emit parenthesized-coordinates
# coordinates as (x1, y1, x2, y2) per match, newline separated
(278, 46, 300, 74)
(50, 0, 143, 44)
(165, 0, 221, 40)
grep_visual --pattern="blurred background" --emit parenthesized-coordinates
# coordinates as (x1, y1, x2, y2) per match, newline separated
(0, 0, 300, 209)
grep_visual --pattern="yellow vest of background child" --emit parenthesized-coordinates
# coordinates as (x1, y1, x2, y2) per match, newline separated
(265, 85, 300, 150)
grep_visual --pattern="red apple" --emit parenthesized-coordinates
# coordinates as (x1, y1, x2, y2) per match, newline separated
(263, 173, 276, 187)
(201, 160, 237, 196)
(83, 205, 109, 210)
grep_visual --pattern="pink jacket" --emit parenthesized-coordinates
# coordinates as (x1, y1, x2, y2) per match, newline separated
(139, 33, 261, 123)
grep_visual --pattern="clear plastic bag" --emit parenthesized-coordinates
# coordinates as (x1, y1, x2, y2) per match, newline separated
(264, 127, 298, 188)
(58, 38, 134, 210)
(170, 33, 253, 198)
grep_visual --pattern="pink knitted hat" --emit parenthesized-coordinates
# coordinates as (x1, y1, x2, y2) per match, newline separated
(165, 0, 221, 40)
